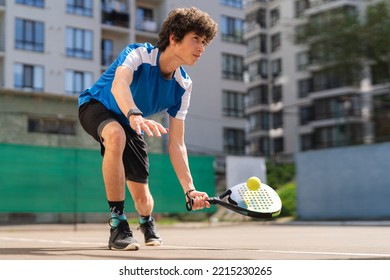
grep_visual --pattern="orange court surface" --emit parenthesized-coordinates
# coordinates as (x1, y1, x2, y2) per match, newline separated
(1, 220, 390, 260)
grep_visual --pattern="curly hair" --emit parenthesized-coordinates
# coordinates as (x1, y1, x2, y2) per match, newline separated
(157, 7, 218, 51)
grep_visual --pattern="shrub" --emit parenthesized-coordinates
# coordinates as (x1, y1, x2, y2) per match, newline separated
(277, 181, 296, 218)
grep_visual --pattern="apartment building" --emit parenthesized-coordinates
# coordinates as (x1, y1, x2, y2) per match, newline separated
(245, 0, 302, 160)
(244, 0, 390, 161)
(0, 0, 247, 159)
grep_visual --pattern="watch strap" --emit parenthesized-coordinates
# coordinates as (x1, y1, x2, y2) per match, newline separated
(126, 108, 143, 119)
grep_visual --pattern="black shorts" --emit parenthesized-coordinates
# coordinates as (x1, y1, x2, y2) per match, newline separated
(78, 99, 149, 183)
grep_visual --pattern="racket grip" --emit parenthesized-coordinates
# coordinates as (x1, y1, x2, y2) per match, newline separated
(186, 197, 217, 210)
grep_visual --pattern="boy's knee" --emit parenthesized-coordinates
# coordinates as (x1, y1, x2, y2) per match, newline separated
(101, 124, 126, 149)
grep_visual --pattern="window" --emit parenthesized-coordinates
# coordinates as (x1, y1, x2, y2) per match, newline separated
(224, 128, 245, 154)
(16, 0, 44, 7)
(245, 9, 266, 32)
(314, 126, 341, 148)
(258, 9, 267, 28)
(14, 63, 44, 91)
(299, 106, 314, 125)
(271, 58, 282, 78)
(314, 97, 346, 120)
(221, 16, 244, 44)
(248, 111, 269, 131)
(260, 34, 267, 53)
(65, 70, 93, 95)
(102, 0, 129, 27)
(312, 70, 348, 91)
(298, 78, 312, 98)
(247, 36, 260, 55)
(296, 51, 309, 71)
(247, 85, 268, 107)
(248, 113, 261, 131)
(222, 53, 244, 81)
(247, 34, 267, 55)
(273, 137, 284, 153)
(272, 85, 282, 103)
(270, 8, 280, 27)
(248, 137, 270, 157)
(102, 39, 114, 66)
(66, 27, 93, 59)
(15, 18, 44, 52)
(294, 24, 306, 44)
(247, 59, 268, 82)
(259, 59, 268, 79)
(136, 7, 157, 32)
(66, 0, 93, 17)
(272, 111, 283, 129)
(271, 33, 281, 52)
(295, 0, 309, 18)
(223, 90, 244, 118)
(300, 133, 314, 151)
(220, 0, 242, 8)
(28, 116, 76, 135)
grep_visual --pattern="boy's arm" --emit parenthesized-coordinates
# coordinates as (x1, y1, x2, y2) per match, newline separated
(168, 116, 210, 210)
(111, 66, 167, 137)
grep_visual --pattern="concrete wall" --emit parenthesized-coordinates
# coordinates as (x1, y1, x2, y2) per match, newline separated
(0, 89, 166, 152)
(296, 143, 390, 220)
(0, 89, 95, 148)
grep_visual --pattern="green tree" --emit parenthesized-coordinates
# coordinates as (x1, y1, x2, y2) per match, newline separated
(266, 161, 295, 188)
(364, 1, 390, 79)
(296, 5, 362, 82)
(296, 1, 390, 81)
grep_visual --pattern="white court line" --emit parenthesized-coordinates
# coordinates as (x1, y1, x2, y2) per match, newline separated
(1, 236, 390, 258)
(0, 236, 107, 246)
(149, 244, 390, 258)
(247, 249, 390, 258)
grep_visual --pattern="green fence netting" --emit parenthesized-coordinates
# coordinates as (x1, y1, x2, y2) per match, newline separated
(0, 144, 215, 214)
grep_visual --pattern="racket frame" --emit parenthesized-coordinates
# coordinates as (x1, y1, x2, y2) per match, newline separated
(186, 183, 282, 219)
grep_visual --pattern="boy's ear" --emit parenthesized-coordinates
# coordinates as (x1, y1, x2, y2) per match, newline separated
(170, 33, 179, 46)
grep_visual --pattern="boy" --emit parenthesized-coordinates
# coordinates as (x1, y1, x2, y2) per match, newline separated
(78, 7, 218, 250)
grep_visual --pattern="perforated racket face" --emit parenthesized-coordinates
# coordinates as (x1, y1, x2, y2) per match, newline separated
(229, 183, 282, 215)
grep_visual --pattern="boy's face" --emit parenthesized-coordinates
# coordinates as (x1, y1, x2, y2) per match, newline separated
(172, 31, 207, 66)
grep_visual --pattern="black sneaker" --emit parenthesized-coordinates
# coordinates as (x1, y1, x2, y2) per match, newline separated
(108, 218, 140, 251)
(138, 218, 162, 246)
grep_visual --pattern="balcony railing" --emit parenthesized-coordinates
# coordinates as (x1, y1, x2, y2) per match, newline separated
(101, 0, 129, 28)
(102, 10, 129, 28)
(136, 18, 158, 33)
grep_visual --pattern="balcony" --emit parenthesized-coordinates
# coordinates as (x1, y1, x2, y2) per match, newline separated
(136, 18, 158, 33)
(101, 0, 129, 28)
(306, 0, 357, 15)
(244, 0, 268, 11)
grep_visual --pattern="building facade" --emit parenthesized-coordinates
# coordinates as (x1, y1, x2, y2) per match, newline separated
(244, 0, 390, 161)
(0, 0, 247, 160)
(2, 0, 388, 164)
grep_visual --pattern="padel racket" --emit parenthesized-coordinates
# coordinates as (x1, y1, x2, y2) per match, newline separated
(186, 182, 282, 219)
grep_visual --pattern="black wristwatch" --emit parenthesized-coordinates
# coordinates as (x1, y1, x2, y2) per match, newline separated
(126, 108, 143, 119)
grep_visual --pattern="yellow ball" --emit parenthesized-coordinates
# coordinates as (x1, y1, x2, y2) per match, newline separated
(247, 176, 261, 191)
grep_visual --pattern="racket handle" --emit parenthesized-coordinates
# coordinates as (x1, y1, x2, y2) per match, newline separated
(207, 197, 218, 205)
(186, 197, 218, 211)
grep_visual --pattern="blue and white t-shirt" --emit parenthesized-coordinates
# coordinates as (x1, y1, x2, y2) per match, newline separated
(78, 43, 192, 124)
